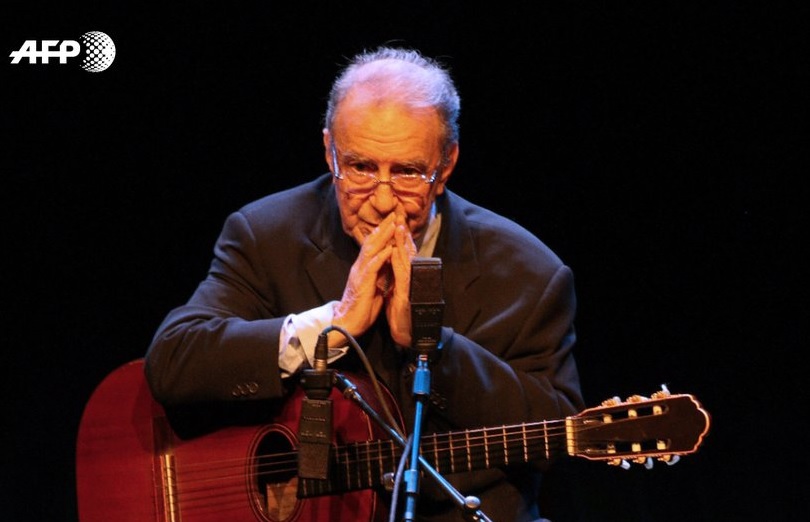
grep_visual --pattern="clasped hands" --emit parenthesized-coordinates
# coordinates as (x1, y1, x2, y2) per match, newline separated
(331, 213, 417, 349)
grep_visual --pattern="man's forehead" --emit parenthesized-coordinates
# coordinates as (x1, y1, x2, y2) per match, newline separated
(333, 97, 442, 142)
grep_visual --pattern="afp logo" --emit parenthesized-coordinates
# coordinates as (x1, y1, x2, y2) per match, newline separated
(9, 31, 116, 72)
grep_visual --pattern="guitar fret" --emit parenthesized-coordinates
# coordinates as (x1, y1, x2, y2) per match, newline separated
(432, 432, 440, 473)
(465, 430, 472, 471)
(543, 421, 550, 459)
(356, 442, 364, 488)
(343, 446, 351, 490)
(376, 440, 384, 488)
(365, 441, 372, 488)
(449, 433, 456, 473)
(521, 424, 529, 462)
(484, 427, 490, 468)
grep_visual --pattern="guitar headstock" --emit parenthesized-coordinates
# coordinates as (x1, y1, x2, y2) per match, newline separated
(569, 386, 711, 469)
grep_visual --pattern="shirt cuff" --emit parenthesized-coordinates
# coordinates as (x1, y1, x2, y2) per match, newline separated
(278, 301, 349, 377)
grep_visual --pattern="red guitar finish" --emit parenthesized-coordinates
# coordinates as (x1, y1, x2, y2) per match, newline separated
(76, 359, 392, 522)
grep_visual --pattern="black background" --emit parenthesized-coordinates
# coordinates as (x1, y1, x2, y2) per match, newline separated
(3, 1, 807, 521)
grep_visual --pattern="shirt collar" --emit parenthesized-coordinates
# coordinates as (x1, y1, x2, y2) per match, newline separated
(417, 202, 441, 257)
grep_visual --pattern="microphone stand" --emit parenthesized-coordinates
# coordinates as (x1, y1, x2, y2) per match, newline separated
(402, 347, 430, 521)
(333, 371, 492, 522)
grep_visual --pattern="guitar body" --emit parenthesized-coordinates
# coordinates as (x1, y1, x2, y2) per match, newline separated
(77, 360, 710, 521)
(76, 359, 393, 522)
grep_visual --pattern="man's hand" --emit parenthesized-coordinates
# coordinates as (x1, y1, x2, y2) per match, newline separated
(331, 212, 417, 349)
(331, 213, 397, 346)
(385, 215, 417, 347)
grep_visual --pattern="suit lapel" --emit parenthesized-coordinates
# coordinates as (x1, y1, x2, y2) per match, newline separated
(433, 192, 482, 333)
(304, 183, 356, 302)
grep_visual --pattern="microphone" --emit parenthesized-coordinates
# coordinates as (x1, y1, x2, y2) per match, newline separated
(297, 331, 333, 480)
(409, 257, 444, 354)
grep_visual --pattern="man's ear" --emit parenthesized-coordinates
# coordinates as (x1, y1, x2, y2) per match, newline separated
(435, 142, 459, 195)
(323, 129, 334, 175)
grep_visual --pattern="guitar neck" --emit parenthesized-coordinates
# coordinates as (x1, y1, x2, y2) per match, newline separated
(299, 419, 566, 498)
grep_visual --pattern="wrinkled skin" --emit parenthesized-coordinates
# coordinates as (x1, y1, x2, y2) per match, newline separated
(323, 89, 458, 348)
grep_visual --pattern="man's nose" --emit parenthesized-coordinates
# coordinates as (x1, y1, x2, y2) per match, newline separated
(369, 178, 398, 214)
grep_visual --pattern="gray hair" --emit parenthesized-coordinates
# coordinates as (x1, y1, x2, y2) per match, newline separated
(324, 47, 461, 152)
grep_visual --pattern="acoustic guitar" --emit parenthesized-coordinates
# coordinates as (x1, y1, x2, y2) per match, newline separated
(76, 359, 710, 521)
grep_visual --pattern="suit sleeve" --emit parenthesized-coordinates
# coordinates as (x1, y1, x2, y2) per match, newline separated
(429, 264, 583, 428)
(144, 211, 287, 406)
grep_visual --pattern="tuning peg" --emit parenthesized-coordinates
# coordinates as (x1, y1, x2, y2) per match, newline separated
(601, 396, 621, 407)
(658, 455, 681, 466)
(607, 458, 632, 470)
(651, 385, 671, 399)
(625, 394, 649, 403)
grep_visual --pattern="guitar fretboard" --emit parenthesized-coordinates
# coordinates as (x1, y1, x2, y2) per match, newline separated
(298, 420, 564, 498)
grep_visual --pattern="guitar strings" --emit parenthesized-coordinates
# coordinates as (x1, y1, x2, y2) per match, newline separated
(143, 414, 640, 514)
(157, 414, 624, 480)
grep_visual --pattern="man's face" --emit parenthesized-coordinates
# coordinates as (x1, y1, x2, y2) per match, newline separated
(323, 92, 457, 246)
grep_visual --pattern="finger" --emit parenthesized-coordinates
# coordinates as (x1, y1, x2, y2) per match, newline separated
(400, 224, 417, 258)
(355, 245, 393, 295)
(363, 215, 397, 256)
(386, 234, 410, 301)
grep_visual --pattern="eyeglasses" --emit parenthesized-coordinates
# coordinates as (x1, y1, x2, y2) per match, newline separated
(330, 142, 438, 198)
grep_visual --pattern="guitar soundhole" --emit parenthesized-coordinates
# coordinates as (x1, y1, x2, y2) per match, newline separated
(252, 428, 300, 522)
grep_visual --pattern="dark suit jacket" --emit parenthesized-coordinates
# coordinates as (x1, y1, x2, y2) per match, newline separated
(145, 173, 584, 521)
